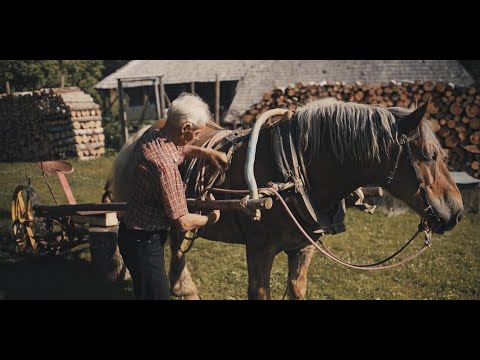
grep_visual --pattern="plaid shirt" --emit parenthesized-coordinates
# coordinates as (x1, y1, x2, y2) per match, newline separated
(124, 128, 188, 231)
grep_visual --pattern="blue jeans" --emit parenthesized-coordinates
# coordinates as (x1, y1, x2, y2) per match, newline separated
(117, 221, 169, 300)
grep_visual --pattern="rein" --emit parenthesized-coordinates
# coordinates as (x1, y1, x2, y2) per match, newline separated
(297, 129, 440, 270)
(206, 186, 433, 271)
(185, 119, 438, 270)
(205, 125, 437, 270)
(385, 129, 442, 229)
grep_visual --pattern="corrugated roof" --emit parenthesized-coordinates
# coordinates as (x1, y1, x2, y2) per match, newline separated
(95, 60, 260, 89)
(227, 60, 475, 117)
(459, 60, 480, 84)
(95, 60, 475, 121)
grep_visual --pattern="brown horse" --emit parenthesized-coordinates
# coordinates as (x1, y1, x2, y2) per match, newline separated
(109, 98, 464, 300)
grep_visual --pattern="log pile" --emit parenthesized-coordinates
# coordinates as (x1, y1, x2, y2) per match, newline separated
(0, 87, 105, 162)
(241, 80, 480, 178)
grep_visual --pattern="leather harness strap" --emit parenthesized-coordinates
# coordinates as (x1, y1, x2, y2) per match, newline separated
(185, 114, 347, 236)
(271, 119, 346, 235)
(384, 129, 442, 228)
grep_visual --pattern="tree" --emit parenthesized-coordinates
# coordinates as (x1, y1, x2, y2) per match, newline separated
(0, 60, 105, 98)
(59, 60, 104, 101)
(0, 60, 60, 93)
(0, 60, 130, 151)
(103, 60, 129, 77)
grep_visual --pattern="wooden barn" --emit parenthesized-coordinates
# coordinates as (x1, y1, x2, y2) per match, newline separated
(95, 60, 475, 127)
(94, 60, 258, 127)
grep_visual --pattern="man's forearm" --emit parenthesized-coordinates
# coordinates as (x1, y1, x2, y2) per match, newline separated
(184, 144, 211, 160)
(173, 212, 217, 232)
(184, 144, 228, 173)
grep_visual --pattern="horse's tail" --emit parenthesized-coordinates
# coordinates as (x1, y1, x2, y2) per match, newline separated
(103, 124, 153, 204)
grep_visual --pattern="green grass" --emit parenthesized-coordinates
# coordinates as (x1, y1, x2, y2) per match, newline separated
(0, 157, 479, 300)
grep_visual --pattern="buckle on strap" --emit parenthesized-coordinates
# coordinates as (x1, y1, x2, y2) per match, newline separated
(399, 129, 421, 144)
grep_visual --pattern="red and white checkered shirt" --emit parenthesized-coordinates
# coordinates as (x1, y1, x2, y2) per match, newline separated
(124, 128, 188, 231)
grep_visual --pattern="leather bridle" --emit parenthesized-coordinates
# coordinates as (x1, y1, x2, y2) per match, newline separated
(384, 129, 442, 231)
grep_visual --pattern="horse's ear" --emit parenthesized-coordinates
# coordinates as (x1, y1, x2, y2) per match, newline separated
(399, 98, 430, 134)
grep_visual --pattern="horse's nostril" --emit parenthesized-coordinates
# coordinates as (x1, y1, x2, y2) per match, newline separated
(456, 211, 463, 224)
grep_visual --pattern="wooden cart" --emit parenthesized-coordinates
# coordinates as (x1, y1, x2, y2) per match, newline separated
(10, 160, 272, 256)
(10, 161, 122, 255)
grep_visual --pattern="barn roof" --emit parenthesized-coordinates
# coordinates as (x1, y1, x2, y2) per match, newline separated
(95, 60, 475, 119)
(94, 60, 260, 89)
(459, 60, 480, 84)
(226, 60, 475, 118)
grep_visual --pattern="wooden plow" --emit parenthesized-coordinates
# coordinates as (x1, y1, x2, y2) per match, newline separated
(10, 160, 275, 256)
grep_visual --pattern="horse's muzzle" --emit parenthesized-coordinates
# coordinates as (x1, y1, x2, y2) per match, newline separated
(434, 210, 463, 234)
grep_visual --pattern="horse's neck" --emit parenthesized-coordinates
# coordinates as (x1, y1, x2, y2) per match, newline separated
(307, 155, 385, 213)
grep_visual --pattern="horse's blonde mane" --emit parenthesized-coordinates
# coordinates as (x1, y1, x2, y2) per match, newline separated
(295, 98, 442, 163)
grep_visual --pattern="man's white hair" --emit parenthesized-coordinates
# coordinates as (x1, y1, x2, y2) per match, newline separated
(167, 92, 211, 129)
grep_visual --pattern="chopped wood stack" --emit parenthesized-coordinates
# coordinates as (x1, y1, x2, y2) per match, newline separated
(0, 87, 105, 162)
(241, 80, 480, 178)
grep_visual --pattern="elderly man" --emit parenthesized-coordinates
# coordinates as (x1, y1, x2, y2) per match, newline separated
(117, 93, 228, 300)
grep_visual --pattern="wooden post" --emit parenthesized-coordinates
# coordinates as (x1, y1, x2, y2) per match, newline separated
(215, 74, 220, 124)
(139, 92, 149, 123)
(191, 81, 195, 94)
(60, 74, 65, 88)
(117, 78, 128, 144)
(89, 225, 131, 282)
(164, 91, 171, 107)
(159, 76, 166, 118)
(5, 81, 10, 95)
(154, 78, 162, 120)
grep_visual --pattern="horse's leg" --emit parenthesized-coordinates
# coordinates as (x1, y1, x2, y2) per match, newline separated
(169, 230, 200, 300)
(286, 244, 316, 300)
(246, 242, 277, 300)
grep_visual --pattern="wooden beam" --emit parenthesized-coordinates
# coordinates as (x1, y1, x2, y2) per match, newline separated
(6, 81, 10, 95)
(187, 197, 273, 212)
(117, 79, 128, 144)
(164, 91, 171, 107)
(139, 91, 149, 123)
(361, 187, 383, 197)
(34, 197, 274, 217)
(159, 76, 166, 118)
(56, 172, 76, 205)
(191, 82, 195, 94)
(154, 77, 162, 120)
(215, 74, 220, 124)
(35, 203, 128, 217)
(71, 212, 118, 227)
(116, 76, 158, 82)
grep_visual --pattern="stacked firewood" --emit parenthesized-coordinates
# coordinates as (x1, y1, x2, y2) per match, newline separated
(0, 87, 105, 162)
(241, 80, 480, 178)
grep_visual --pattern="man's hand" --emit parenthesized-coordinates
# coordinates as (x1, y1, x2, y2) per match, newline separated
(174, 194, 220, 231)
(207, 149, 228, 172)
(206, 193, 220, 225)
(184, 145, 228, 172)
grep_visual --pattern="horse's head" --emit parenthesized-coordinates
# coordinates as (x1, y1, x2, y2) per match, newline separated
(385, 101, 464, 233)
(295, 98, 463, 235)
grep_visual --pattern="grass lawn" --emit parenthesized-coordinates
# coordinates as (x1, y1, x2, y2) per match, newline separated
(0, 157, 478, 300)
